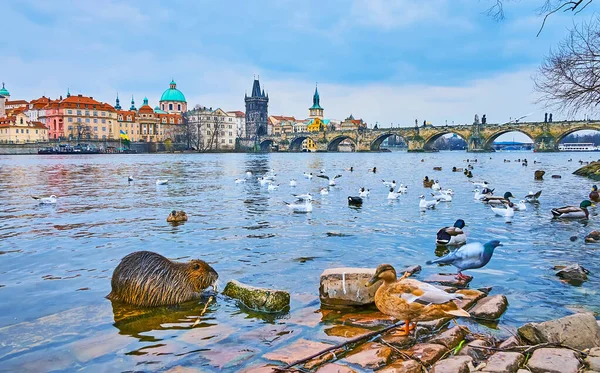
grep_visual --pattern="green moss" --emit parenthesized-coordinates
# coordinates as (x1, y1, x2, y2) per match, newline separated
(222, 280, 290, 313)
(573, 162, 600, 181)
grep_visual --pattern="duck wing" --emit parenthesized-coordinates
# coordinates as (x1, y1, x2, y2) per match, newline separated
(316, 175, 330, 180)
(445, 227, 463, 236)
(333, 174, 342, 180)
(552, 205, 580, 214)
(392, 279, 461, 305)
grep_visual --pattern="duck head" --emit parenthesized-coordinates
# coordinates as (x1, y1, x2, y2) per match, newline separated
(581, 200, 594, 209)
(389, 187, 394, 193)
(170, 210, 177, 217)
(454, 219, 466, 229)
(592, 185, 598, 192)
(503, 192, 515, 199)
(366, 264, 397, 286)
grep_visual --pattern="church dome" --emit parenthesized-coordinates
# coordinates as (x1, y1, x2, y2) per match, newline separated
(160, 80, 186, 103)
(0, 83, 10, 97)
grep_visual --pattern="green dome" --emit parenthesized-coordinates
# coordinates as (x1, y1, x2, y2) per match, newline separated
(160, 80, 186, 103)
(154, 106, 167, 114)
(0, 83, 9, 97)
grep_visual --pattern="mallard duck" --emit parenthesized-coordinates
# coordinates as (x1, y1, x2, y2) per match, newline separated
(366, 264, 469, 336)
(482, 192, 514, 205)
(167, 210, 188, 223)
(551, 200, 594, 219)
(585, 231, 600, 243)
(423, 177, 434, 188)
(452, 167, 463, 172)
(436, 219, 466, 246)
(348, 196, 363, 207)
(426, 240, 503, 280)
(590, 185, 599, 202)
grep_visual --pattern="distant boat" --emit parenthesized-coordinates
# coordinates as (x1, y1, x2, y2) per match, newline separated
(558, 143, 599, 152)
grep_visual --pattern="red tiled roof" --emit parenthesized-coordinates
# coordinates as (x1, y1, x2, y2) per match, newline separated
(59, 95, 116, 112)
(271, 115, 296, 121)
(5, 100, 29, 106)
(138, 105, 154, 114)
(227, 110, 245, 117)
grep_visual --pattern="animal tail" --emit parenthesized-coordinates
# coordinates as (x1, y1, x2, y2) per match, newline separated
(436, 230, 451, 244)
(551, 209, 560, 217)
(444, 308, 470, 317)
(426, 252, 456, 265)
(31, 196, 40, 200)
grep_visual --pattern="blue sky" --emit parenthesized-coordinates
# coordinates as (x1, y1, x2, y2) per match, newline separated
(1, 0, 598, 139)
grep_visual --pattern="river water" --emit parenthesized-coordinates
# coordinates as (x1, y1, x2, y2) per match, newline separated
(0, 151, 598, 372)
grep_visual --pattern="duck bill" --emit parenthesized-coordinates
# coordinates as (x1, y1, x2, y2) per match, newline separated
(366, 276, 379, 287)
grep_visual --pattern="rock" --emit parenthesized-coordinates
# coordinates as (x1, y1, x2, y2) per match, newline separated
(323, 325, 371, 340)
(498, 335, 521, 349)
(586, 355, 600, 371)
(165, 367, 207, 373)
(239, 365, 279, 373)
(429, 326, 466, 349)
(518, 312, 600, 350)
(430, 356, 472, 373)
(263, 339, 332, 364)
(482, 351, 524, 372)
(574, 161, 600, 181)
(400, 265, 422, 275)
(591, 347, 600, 357)
(315, 363, 357, 373)
(319, 268, 379, 306)
(342, 342, 392, 369)
(469, 295, 508, 320)
(454, 289, 486, 310)
(304, 352, 336, 370)
(458, 339, 492, 363)
(424, 273, 471, 287)
(554, 263, 590, 283)
(380, 328, 414, 348)
(223, 280, 290, 313)
(516, 370, 529, 373)
(378, 360, 422, 373)
(339, 311, 394, 328)
(527, 348, 581, 373)
(534, 170, 545, 180)
(403, 343, 448, 366)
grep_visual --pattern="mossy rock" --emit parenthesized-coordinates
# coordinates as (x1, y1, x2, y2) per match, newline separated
(573, 162, 600, 181)
(222, 280, 290, 313)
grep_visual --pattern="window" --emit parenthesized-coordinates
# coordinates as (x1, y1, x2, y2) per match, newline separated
(229, 118, 232, 122)
(20, 118, 23, 124)
(68, 126, 73, 130)
(229, 139, 233, 144)
(162, 118, 166, 123)
(93, 111, 97, 116)
(102, 127, 106, 132)
(162, 104, 165, 110)
(67, 110, 72, 114)
(77, 118, 81, 122)
(94, 127, 98, 131)
(102, 119, 106, 124)
(21, 129, 24, 133)
(127, 116, 132, 121)
(169, 103, 173, 110)
(36, 130, 38, 134)
(85, 111, 90, 116)
(125, 123, 128, 128)
(119, 123, 122, 127)
(221, 139, 225, 143)
(26, 129, 29, 134)
(229, 132, 232, 136)
(229, 125, 232, 129)
(68, 117, 73, 122)
(85, 118, 90, 123)
(170, 118, 174, 123)
(77, 110, 82, 115)
(93, 119, 98, 123)
(178, 104, 181, 111)
(102, 112, 106, 116)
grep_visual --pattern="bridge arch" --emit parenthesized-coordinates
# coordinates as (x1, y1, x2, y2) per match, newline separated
(259, 139, 274, 152)
(370, 132, 404, 151)
(328, 135, 357, 152)
(423, 131, 468, 151)
(289, 135, 316, 152)
(483, 129, 536, 150)
(555, 125, 600, 145)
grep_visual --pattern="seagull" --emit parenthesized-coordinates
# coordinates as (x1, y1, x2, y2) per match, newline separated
(32, 195, 57, 204)
(397, 184, 408, 194)
(431, 181, 441, 191)
(320, 168, 326, 174)
(320, 187, 329, 195)
(303, 172, 313, 180)
(284, 200, 313, 213)
(426, 240, 503, 280)
(267, 184, 279, 191)
(439, 188, 454, 196)
(235, 178, 246, 184)
(387, 187, 400, 199)
(359, 187, 370, 198)
(258, 177, 272, 186)
(156, 179, 169, 185)
(245, 171, 253, 178)
(524, 191, 542, 203)
(317, 174, 342, 186)
(432, 192, 452, 202)
(293, 193, 313, 201)
(471, 181, 489, 188)
(513, 200, 527, 211)
(128, 176, 134, 182)
(382, 180, 396, 188)
(473, 188, 493, 201)
(419, 195, 439, 210)
(289, 179, 297, 187)
(491, 204, 515, 217)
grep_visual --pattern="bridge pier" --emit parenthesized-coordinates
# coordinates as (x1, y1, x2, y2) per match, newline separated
(534, 135, 558, 152)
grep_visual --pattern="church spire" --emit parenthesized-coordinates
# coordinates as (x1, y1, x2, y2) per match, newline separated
(310, 83, 323, 110)
(130, 95, 136, 111)
(114, 93, 121, 110)
(67, 88, 71, 98)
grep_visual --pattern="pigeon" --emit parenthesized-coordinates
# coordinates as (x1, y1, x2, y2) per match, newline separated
(426, 240, 503, 280)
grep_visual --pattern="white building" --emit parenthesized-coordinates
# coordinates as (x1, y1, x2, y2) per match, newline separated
(227, 111, 245, 139)
(185, 107, 237, 151)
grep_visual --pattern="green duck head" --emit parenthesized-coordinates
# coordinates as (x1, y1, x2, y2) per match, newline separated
(454, 219, 466, 229)
(580, 200, 594, 209)
(592, 185, 598, 192)
(503, 192, 515, 199)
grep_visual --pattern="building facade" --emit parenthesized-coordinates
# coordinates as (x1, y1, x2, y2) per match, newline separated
(159, 80, 187, 114)
(0, 112, 48, 143)
(185, 106, 237, 151)
(227, 111, 245, 139)
(244, 78, 269, 141)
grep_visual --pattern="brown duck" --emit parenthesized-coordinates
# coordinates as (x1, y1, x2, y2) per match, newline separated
(366, 264, 469, 336)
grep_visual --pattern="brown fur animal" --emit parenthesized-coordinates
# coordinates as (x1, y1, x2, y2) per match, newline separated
(167, 210, 188, 223)
(107, 251, 218, 307)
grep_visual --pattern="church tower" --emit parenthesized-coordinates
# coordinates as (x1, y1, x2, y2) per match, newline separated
(244, 77, 269, 141)
(309, 84, 324, 119)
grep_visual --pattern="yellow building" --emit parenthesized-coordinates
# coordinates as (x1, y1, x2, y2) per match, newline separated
(307, 117, 325, 132)
(302, 138, 317, 152)
(0, 112, 48, 143)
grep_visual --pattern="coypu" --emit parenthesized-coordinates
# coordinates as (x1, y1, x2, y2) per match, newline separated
(167, 210, 188, 223)
(107, 251, 218, 307)
(534, 170, 545, 180)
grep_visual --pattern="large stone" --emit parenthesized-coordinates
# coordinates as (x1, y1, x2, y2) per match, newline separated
(323, 325, 371, 340)
(430, 356, 472, 373)
(424, 273, 471, 287)
(263, 339, 332, 364)
(527, 348, 581, 373)
(469, 295, 508, 320)
(429, 326, 466, 350)
(378, 360, 422, 373)
(574, 162, 600, 181)
(482, 351, 524, 373)
(319, 268, 379, 306)
(517, 312, 600, 350)
(498, 336, 521, 349)
(555, 263, 590, 284)
(587, 355, 600, 371)
(342, 342, 392, 369)
(454, 289, 486, 310)
(339, 310, 394, 328)
(403, 343, 448, 366)
(223, 280, 290, 313)
(316, 363, 357, 373)
(458, 339, 492, 363)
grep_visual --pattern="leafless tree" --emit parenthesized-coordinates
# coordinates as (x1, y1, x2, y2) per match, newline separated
(534, 18, 600, 115)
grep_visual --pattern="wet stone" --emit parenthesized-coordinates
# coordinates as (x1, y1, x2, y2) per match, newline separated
(458, 339, 492, 363)
(454, 289, 486, 310)
(482, 351, 524, 373)
(404, 343, 448, 366)
(263, 338, 333, 364)
(380, 329, 414, 348)
(223, 280, 290, 313)
(323, 325, 371, 340)
(319, 268, 379, 306)
(166, 367, 208, 373)
(469, 295, 508, 320)
(430, 355, 472, 373)
(527, 347, 581, 373)
(517, 312, 600, 350)
(316, 363, 357, 373)
(424, 273, 472, 287)
(342, 341, 392, 369)
(428, 326, 466, 350)
(498, 335, 521, 349)
(378, 360, 422, 373)
(339, 310, 394, 328)
(554, 263, 590, 284)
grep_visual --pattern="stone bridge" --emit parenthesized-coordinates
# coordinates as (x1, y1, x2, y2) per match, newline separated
(258, 120, 600, 152)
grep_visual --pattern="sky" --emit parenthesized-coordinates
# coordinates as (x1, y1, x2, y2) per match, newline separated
(2, 0, 598, 141)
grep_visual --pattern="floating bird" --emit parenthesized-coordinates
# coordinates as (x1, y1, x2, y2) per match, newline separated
(317, 174, 342, 186)
(426, 240, 503, 280)
(156, 179, 169, 185)
(320, 168, 326, 174)
(258, 177, 272, 186)
(590, 185, 600, 202)
(128, 176, 134, 182)
(382, 180, 397, 188)
(245, 171, 253, 178)
(512, 200, 527, 211)
(397, 184, 408, 194)
(436, 219, 466, 246)
(348, 196, 363, 207)
(32, 195, 57, 204)
(235, 178, 246, 184)
(482, 192, 515, 205)
(524, 191, 542, 203)
(303, 172, 313, 180)
(551, 200, 593, 219)
(423, 177, 434, 188)
(472, 189, 488, 201)
(320, 187, 329, 195)
(432, 193, 452, 202)
(289, 179, 297, 187)
(471, 181, 489, 188)
(293, 193, 313, 201)
(371, 167, 377, 173)
(359, 187, 370, 198)
(387, 187, 400, 199)
(585, 231, 600, 243)
(366, 265, 469, 336)
(431, 181, 441, 191)
(491, 204, 515, 217)
(419, 195, 439, 209)
(439, 188, 454, 196)
(284, 200, 313, 213)
(267, 184, 279, 192)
